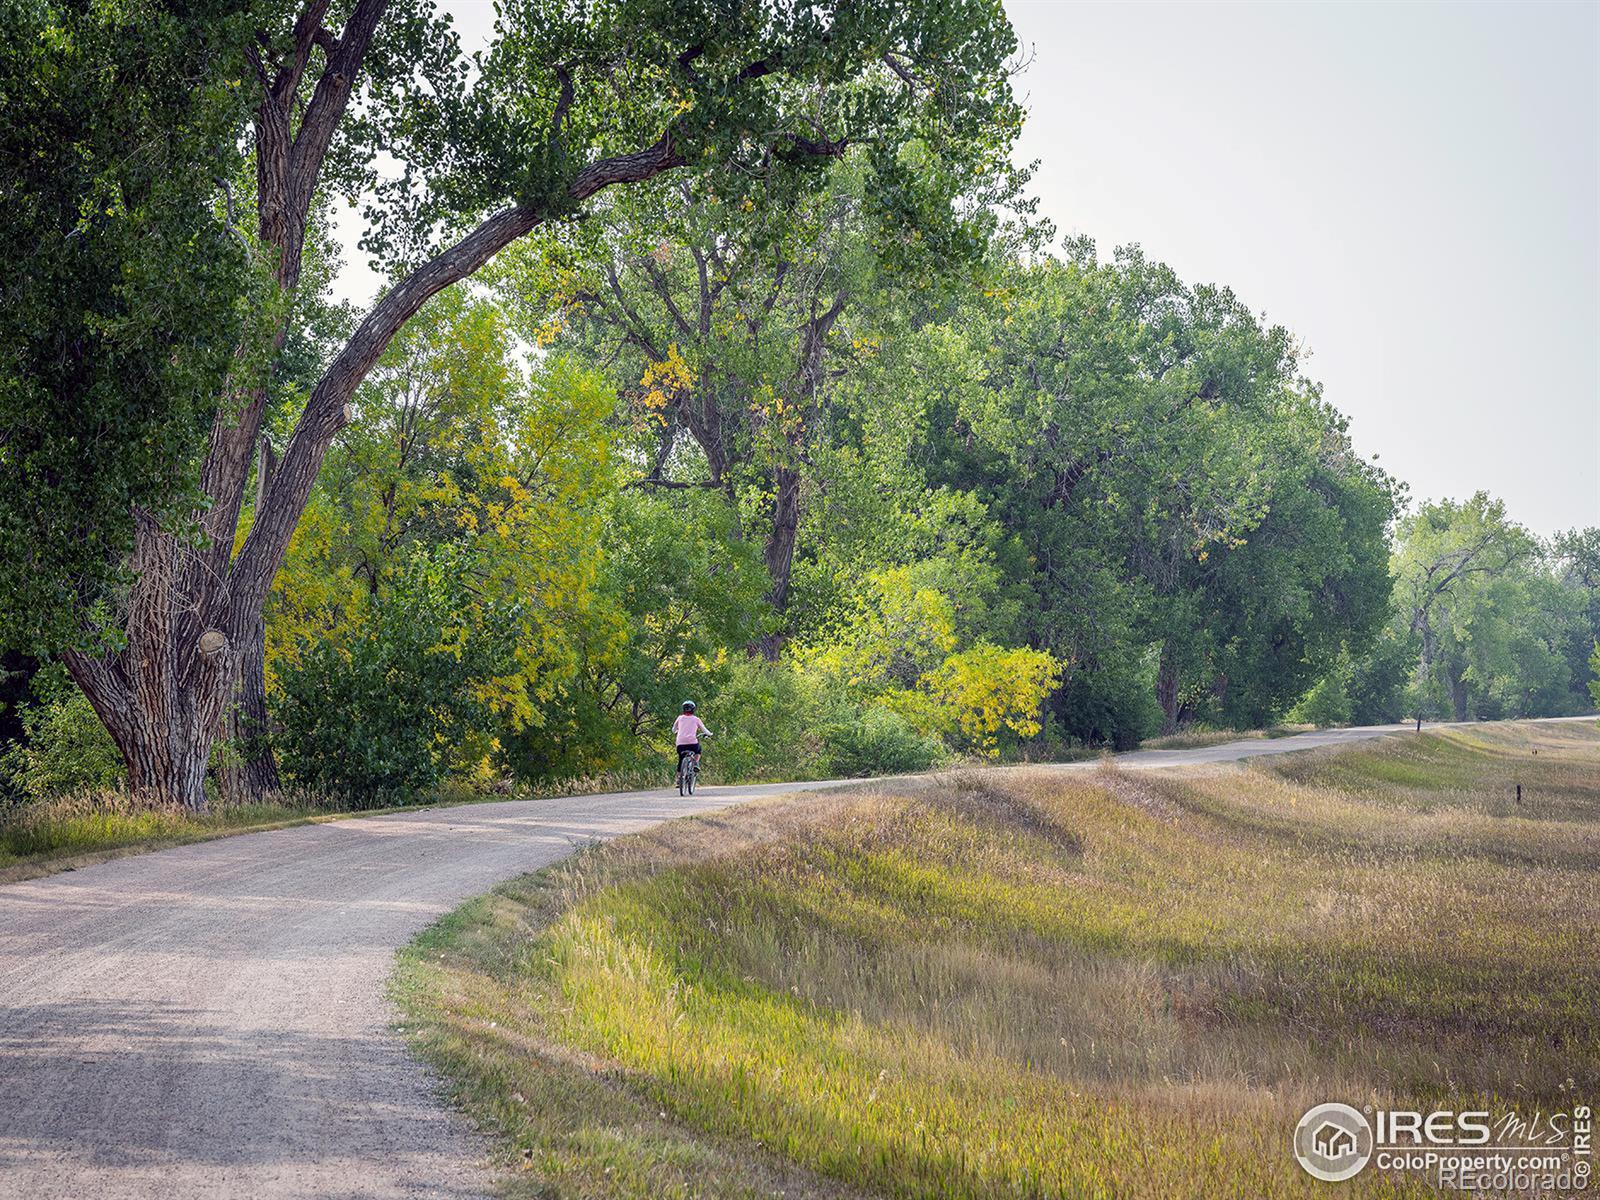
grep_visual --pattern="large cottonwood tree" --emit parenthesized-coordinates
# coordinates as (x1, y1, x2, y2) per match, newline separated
(1392, 494, 1542, 721)
(3, 0, 1025, 809)
(497, 59, 1029, 655)
(875, 243, 1398, 740)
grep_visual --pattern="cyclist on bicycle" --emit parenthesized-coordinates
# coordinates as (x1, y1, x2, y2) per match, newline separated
(673, 701, 710, 780)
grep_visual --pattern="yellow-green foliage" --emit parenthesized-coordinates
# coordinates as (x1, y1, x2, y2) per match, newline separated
(921, 642, 1063, 754)
(395, 721, 1600, 1198)
(795, 563, 1062, 758)
(264, 287, 617, 770)
(796, 564, 960, 691)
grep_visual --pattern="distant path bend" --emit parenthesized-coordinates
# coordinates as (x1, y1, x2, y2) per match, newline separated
(0, 718, 1580, 1198)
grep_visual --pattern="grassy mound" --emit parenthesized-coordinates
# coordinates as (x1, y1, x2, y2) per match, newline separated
(393, 722, 1600, 1198)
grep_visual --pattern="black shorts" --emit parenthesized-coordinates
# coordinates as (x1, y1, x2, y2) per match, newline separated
(676, 743, 701, 763)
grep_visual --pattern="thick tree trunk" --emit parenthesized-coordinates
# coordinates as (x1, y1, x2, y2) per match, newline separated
(1157, 644, 1181, 735)
(237, 619, 282, 796)
(764, 466, 802, 611)
(121, 715, 214, 812)
(64, 521, 235, 813)
(1449, 672, 1469, 723)
(218, 441, 284, 804)
(217, 614, 280, 805)
(756, 465, 803, 660)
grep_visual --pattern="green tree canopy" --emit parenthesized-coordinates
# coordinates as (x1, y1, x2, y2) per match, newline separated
(0, 0, 261, 650)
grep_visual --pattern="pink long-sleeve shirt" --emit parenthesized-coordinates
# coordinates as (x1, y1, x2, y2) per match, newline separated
(673, 714, 709, 746)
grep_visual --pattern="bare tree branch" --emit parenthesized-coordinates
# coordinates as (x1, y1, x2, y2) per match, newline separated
(641, 258, 696, 340)
(288, 0, 388, 216)
(883, 52, 917, 87)
(270, 0, 333, 105)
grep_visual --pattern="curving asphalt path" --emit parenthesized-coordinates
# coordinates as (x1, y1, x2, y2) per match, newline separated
(0, 720, 1482, 1198)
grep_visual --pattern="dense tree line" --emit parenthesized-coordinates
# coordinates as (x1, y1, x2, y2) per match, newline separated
(1347, 497, 1600, 726)
(1, 1, 1595, 809)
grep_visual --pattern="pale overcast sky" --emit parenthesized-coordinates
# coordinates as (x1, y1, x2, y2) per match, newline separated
(334, 0, 1600, 534)
(1006, 0, 1598, 535)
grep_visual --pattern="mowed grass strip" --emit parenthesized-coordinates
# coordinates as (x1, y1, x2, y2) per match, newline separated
(393, 722, 1600, 1198)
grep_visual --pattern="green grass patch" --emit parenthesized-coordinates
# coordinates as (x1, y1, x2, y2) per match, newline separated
(395, 720, 1600, 1198)
(1137, 726, 1267, 751)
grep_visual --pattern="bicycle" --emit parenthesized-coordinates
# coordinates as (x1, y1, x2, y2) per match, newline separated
(677, 748, 700, 796)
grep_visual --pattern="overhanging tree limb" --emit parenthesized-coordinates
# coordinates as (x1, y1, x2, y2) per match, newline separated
(232, 132, 694, 619)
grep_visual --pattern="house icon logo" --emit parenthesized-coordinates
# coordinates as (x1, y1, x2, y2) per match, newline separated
(1294, 1103, 1374, 1181)
(1314, 1122, 1356, 1158)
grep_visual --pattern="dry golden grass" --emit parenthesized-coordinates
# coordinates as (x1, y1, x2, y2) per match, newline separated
(393, 721, 1600, 1198)
(1136, 726, 1268, 751)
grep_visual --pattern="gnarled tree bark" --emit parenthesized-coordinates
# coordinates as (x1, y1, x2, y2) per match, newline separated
(217, 437, 282, 804)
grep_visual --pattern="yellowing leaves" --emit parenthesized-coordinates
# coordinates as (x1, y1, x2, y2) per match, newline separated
(922, 644, 1064, 757)
(634, 344, 693, 429)
(266, 288, 619, 774)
